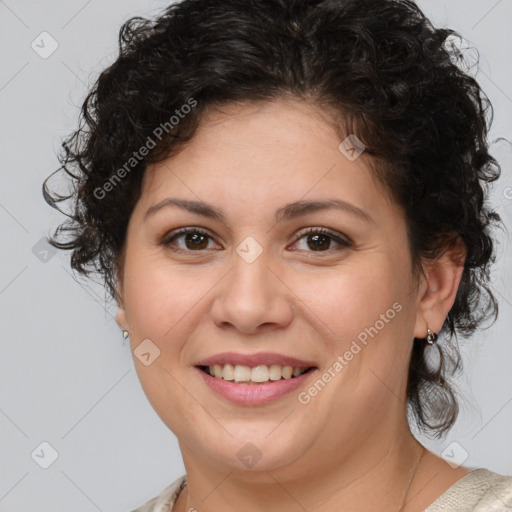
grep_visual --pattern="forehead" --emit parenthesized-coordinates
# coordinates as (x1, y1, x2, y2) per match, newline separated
(136, 99, 397, 224)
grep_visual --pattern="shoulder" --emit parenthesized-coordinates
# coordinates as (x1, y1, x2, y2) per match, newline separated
(129, 475, 187, 512)
(425, 468, 512, 512)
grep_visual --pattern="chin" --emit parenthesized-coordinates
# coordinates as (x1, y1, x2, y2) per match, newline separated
(194, 426, 312, 475)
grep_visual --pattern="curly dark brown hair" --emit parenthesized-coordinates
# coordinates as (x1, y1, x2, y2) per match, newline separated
(43, 0, 501, 437)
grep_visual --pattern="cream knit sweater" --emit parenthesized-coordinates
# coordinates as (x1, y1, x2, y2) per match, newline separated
(131, 469, 512, 511)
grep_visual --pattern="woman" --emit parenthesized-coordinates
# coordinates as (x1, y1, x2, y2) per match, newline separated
(43, 0, 512, 510)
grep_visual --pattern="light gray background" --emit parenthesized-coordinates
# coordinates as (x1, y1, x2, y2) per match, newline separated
(1, 1, 511, 511)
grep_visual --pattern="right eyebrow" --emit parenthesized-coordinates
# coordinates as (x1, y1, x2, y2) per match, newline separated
(144, 198, 226, 223)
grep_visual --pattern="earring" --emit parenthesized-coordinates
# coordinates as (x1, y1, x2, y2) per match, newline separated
(122, 330, 129, 339)
(425, 328, 438, 345)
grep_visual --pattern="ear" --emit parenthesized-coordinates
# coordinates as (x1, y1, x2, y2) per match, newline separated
(115, 275, 129, 332)
(116, 307, 128, 333)
(413, 236, 467, 339)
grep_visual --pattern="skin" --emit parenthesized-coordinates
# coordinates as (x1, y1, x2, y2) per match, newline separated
(116, 99, 469, 512)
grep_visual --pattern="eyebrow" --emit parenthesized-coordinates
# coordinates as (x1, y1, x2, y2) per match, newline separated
(144, 197, 372, 223)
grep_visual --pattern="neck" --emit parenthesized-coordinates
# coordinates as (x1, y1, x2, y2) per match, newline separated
(176, 423, 425, 512)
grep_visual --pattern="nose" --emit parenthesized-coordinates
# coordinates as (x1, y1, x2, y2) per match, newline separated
(210, 247, 294, 334)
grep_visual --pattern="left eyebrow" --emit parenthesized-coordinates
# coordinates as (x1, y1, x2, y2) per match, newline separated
(275, 199, 373, 224)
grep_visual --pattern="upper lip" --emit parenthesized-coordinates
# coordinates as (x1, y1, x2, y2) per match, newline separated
(195, 352, 318, 368)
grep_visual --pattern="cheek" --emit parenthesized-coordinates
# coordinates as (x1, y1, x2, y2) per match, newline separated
(290, 258, 409, 351)
(123, 252, 206, 341)
(122, 256, 208, 426)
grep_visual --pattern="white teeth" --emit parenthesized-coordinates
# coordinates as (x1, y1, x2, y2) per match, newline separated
(251, 365, 269, 382)
(213, 364, 223, 378)
(269, 364, 282, 381)
(281, 365, 293, 379)
(205, 364, 310, 383)
(222, 364, 235, 381)
(234, 365, 251, 382)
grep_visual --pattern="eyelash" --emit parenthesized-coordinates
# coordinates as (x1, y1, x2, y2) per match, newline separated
(160, 226, 353, 254)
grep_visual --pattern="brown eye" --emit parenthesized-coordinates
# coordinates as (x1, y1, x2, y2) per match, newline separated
(183, 232, 209, 250)
(161, 227, 219, 252)
(292, 228, 352, 253)
(306, 233, 332, 251)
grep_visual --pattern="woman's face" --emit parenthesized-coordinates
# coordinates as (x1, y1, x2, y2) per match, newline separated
(116, 99, 429, 478)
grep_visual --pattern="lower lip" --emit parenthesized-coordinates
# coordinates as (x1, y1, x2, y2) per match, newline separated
(196, 367, 317, 405)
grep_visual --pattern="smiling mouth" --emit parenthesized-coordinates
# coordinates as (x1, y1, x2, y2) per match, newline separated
(198, 364, 317, 384)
